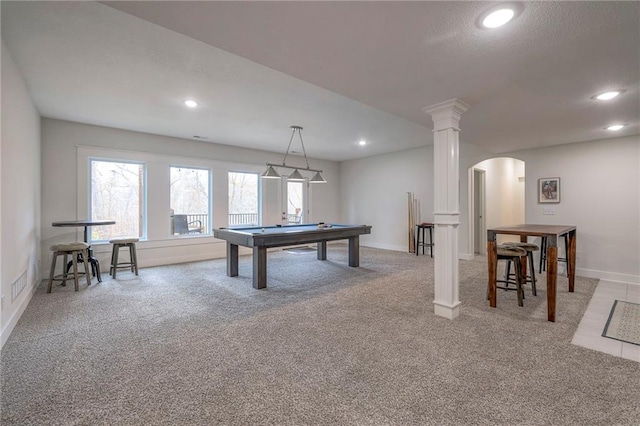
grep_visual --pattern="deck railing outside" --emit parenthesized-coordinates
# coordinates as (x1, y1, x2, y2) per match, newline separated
(172, 213, 262, 233)
(228, 213, 258, 226)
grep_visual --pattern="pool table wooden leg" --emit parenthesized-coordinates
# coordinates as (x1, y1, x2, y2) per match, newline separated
(348, 236, 359, 267)
(253, 246, 267, 289)
(227, 242, 238, 277)
(317, 241, 327, 260)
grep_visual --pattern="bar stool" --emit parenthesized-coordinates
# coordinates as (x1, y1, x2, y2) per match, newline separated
(488, 244, 527, 307)
(109, 238, 139, 278)
(415, 223, 434, 257)
(48, 242, 92, 293)
(504, 242, 538, 296)
(539, 235, 568, 273)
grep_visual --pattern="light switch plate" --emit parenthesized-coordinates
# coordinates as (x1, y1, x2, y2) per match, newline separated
(543, 208, 555, 215)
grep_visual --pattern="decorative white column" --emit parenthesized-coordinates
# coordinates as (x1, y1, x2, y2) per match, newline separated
(422, 99, 469, 320)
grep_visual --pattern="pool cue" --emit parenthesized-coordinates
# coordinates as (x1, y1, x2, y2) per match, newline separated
(408, 192, 415, 253)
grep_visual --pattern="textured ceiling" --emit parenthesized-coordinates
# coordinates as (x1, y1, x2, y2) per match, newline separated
(2, 1, 639, 161)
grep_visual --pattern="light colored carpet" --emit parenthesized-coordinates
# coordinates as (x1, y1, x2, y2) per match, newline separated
(603, 300, 640, 345)
(2, 245, 639, 425)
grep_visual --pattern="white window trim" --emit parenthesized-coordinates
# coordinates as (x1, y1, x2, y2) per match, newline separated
(77, 145, 266, 244)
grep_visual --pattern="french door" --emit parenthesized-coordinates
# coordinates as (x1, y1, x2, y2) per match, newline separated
(282, 178, 308, 225)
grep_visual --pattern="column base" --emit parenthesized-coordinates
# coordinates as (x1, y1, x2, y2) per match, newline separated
(433, 300, 461, 320)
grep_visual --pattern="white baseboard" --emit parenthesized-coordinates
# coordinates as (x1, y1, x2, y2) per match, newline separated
(362, 242, 473, 260)
(576, 267, 640, 285)
(362, 242, 408, 252)
(1, 284, 37, 349)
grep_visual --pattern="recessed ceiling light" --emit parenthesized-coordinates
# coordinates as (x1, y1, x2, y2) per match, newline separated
(605, 124, 626, 131)
(184, 99, 198, 108)
(358, 140, 367, 146)
(594, 90, 625, 101)
(482, 8, 515, 28)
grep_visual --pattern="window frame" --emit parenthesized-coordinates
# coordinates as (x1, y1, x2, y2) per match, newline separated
(77, 145, 268, 246)
(228, 170, 262, 228)
(88, 157, 148, 244)
(169, 164, 213, 237)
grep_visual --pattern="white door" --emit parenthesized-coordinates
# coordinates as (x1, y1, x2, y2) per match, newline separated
(281, 178, 308, 224)
(473, 168, 486, 255)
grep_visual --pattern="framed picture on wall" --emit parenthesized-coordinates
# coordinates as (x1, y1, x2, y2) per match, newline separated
(539, 177, 560, 203)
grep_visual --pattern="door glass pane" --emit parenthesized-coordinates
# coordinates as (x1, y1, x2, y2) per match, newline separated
(90, 160, 145, 241)
(287, 181, 304, 224)
(170, 166, 210, 235)
(228, 172, 259, 227)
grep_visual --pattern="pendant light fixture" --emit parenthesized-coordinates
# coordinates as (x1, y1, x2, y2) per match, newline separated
(262, 126, 326, 183)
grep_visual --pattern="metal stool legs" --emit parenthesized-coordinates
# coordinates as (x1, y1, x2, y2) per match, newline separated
(505, 250, 537, 296)
(539, 235, 568, 273)
(488, 245, 527, 307)
(415, 223, 434, 257)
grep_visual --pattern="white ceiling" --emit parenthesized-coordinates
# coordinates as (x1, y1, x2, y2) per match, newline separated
(2, 1, 639, 161)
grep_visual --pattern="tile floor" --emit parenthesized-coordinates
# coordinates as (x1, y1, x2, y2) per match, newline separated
(572, 280, 640, 362)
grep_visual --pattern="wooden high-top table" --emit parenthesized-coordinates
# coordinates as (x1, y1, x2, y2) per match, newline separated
(487, 224, 577, 322)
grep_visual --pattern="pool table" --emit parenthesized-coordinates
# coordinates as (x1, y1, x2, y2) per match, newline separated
(213, 223, 372, 289)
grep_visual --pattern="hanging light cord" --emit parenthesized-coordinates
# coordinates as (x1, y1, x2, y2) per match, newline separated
(275, 125, 316, 171)
(281, 125, 311, 170)
(281, 126, 297, 167)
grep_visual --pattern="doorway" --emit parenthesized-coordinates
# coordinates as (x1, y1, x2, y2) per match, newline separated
(468, 157, 525, 258)
(282, 178, 308, 225)
(473, 168, 486, 255)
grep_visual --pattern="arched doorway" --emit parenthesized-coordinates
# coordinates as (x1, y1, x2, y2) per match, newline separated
(467, 157, 525, 257)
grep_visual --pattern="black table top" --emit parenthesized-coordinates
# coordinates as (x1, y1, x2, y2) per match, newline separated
(52, 220, 116, 227)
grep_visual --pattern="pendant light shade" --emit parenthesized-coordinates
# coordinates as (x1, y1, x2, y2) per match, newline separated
(309, 171, 327, 183)
(261, 165, 281, 179)
(288, 169, 305, 181)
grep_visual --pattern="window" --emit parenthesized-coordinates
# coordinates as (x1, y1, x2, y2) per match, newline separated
(228, 171, 259, 227)
(90, 159, 145, 242)
(170, 166, 211, 235)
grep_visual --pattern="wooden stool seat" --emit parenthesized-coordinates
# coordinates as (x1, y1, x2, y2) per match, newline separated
(48, 242, 92, 293)
(515, 242, 539, 251)
(109, 238, 139, 278)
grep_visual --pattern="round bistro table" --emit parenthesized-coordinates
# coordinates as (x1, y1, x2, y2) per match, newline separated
(52, 220, 116, 282)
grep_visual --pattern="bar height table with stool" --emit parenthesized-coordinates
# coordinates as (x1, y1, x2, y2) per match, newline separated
(487, 224, 577, 322)
(52, 220, 116, 282)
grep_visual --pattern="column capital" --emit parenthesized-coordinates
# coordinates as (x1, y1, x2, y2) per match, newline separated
(422, 98, 470, 131)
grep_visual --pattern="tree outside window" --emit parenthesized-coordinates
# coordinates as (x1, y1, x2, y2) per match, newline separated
(90, 159, 145, 241)
(287, 181, 304, 223)
(170, 166, 210, 235)
(228, 172, 259, 226)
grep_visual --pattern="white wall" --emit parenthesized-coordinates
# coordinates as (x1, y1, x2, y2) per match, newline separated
(1, 41, 41, 347)
(340, 135, 640, 284)
(458, 141, 499, 259)
(473, 157, 525, 245)
(41, 119, 341, 274)
(340, 146, 434, 251)
(339, 144, 522, 255)
(512, 135, 640, 283)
